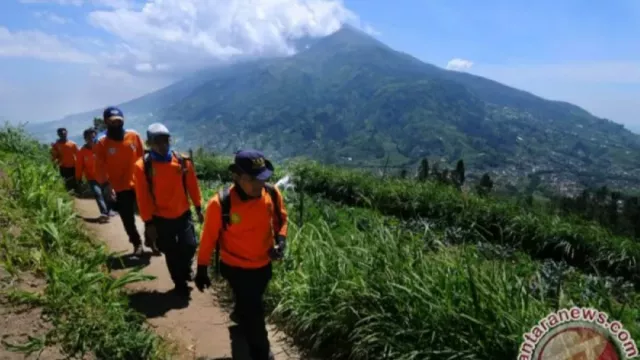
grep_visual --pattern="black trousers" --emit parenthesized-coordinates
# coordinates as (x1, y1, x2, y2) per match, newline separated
(59, 166, 76, 193)
(115, 189, 141, 246)
(220, 261, 272, 360)
(154, 211, 198, 286)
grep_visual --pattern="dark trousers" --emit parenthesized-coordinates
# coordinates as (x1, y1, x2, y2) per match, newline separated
(115, 190, 141, 246)
(59, 166, 76, 193)
(154, 211, 198, 286)
(220, 262, 272, 360)
(87, 180, 109, 216)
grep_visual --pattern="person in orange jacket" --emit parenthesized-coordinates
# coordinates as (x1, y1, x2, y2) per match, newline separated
(195, 150, 288, 360)
(76, 127, 113, 223)
(94, 106, 145, 255)
(133, 123, 204, 295)
(51, 127, 79, 193)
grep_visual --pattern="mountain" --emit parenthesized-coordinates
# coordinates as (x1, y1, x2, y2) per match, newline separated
(30, 25, 640, 193)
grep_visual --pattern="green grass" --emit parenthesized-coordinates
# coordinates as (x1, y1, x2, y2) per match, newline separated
(196, 177, 640, 359)
(0, 126, 168, 359)
(193, 153, 640, 287)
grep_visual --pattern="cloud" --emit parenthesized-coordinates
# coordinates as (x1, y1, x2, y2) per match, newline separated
(34, 11, 71, 24)
(0, 27, 95, 63)
(446, 58, 474, 71)
(87, 0, 367, 76)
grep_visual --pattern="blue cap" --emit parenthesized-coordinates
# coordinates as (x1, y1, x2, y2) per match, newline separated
(103, 106, 124, 121)
(230, 149, 274, 181)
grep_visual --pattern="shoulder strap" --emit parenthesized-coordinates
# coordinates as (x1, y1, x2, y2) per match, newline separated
(218, 186, 231, 231)
(264, 183, 282, 230)
(143, 152, 155, 204)
(173, 151, 188, 198)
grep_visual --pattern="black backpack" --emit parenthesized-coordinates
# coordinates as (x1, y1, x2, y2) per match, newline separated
(142, 150, 189, 204)
(213, 183, 282, 275)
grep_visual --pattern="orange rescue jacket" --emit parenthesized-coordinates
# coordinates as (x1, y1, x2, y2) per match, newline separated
(93, 130, 144, 192)
(75, 146, 102, 182)
(51, 140, 78, 168)
(197, 184, 288, 269)
(133, 152, 203, 222)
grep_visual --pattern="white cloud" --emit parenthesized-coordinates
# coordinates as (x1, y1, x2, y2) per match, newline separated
(446, 58, 474, 71)
(0, 27, 95, 63)
(87, 0, 367, 75)
(34, 11, 71, 24)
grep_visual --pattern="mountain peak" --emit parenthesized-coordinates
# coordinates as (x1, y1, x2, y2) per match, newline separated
(323, 24, 385, 48)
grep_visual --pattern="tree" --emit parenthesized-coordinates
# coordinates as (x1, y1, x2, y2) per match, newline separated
(399, 168, 408, 179)
(93, 117, 107, 132)
(476, 173, 494, 197)
(456, 159, 465, 186)
(452, 159, 465, 189)
(417, 158, 429, 181)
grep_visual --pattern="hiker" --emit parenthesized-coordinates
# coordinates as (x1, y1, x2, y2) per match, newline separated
(194, 150, 288, 360)
(50, 127, 78, 193)
(133, 123, 204, 295)
(76, 127, 113, 223)
(94, 106, 146, 255)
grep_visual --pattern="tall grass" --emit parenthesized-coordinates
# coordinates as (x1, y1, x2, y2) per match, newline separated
(0, 126, 168, 359)
(195, 176, 640, 359)
(192, 153, 640, 286)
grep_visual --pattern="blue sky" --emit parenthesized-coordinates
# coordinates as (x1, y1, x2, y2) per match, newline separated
(1, 0, 639, 132)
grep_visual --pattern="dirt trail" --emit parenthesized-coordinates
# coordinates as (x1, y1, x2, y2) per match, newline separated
(74, 198, 304, 360)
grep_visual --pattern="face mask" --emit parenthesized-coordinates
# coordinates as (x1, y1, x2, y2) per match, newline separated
(106, 123, 124, 141)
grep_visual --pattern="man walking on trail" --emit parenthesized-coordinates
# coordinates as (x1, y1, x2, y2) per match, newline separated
(94, 106, 145, 256)
(50, 127, 78, 193)
(133, 123, 204, 295)
(194, 150, 288, 360)
(76, 128, 113, 223)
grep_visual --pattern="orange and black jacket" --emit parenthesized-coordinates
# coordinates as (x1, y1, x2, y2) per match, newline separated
(50, 140, 78, 168)
(133, 152, 203, 223)
(93, 130, 144, 192)
(75, 145, 104, 183)
(197, 184, 288, 269)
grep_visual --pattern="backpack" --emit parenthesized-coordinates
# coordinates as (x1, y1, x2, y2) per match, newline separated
(213, 183, 282, 275)
(143, 150, 189, 204)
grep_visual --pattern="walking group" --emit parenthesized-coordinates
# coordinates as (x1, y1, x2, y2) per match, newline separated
(50, 106, 288, 360)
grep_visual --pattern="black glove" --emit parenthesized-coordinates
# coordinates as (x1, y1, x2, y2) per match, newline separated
(194, 265, 211, 292)
(269, 235, 287, 261)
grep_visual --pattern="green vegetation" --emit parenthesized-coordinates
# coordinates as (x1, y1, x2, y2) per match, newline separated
(200, 179, 640, 359)
(0, 126, 167, 359)
(193, 153, 640, 286)
(291, 161, 640, 285)
(3, 126, 640, 359)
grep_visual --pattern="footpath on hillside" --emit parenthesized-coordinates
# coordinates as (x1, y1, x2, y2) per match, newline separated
(74, 198, 305, 360)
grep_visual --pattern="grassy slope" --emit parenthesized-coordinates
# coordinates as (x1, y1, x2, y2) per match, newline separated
(0, 127, 168, 359)
(199, 181, 640, 359)
(193, 153, 640, 287)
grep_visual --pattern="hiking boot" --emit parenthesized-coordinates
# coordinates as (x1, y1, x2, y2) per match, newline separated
(230, 310, 239, 324)
(172, 283, 191, 297)
(132, 244, 144, 257)
(98, 214, 109, 224)
(108, 210, 118, 217)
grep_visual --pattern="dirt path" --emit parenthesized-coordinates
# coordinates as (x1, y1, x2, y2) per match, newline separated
(74, 198, 304, 360)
